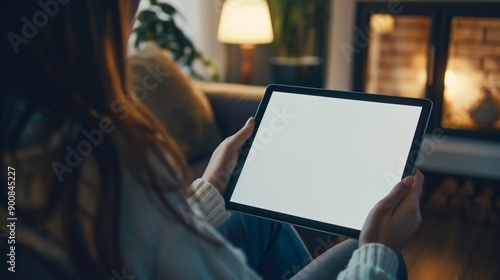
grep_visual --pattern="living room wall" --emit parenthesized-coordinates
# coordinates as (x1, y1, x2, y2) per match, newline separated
(140, 0, 308, 86)
(135, 0, 500, 87)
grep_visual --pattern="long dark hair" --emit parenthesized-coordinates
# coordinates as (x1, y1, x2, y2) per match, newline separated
(1, 1, 213, 278)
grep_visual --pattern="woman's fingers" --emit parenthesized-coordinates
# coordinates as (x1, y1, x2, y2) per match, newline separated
(226, 117, 255, 151)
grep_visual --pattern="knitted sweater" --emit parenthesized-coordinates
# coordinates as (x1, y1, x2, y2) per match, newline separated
(337, 243, 399, 279)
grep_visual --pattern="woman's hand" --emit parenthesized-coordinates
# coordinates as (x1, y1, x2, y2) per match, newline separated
(359, 169, 424, 253)
(202, 117, 255, 195)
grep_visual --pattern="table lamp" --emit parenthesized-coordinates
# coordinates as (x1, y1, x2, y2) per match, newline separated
(217, 0, 274, 84)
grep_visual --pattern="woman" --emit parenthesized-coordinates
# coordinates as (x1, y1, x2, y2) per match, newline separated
(0, 1, 423, 279)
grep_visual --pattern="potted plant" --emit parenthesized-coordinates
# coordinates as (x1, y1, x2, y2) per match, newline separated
(133, 0, 220, 81)
(268, 0, 329, 87)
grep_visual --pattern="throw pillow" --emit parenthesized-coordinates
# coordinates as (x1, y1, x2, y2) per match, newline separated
(129, 43, 222, 162)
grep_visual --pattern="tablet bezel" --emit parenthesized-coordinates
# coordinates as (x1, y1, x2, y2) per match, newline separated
(223, 84, 433, 239)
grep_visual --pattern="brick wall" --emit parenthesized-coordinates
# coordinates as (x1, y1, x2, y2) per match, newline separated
(365, 16, 430, 98)
(448, 17, 500, 86)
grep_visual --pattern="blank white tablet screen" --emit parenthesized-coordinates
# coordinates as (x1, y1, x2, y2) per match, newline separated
(230, 91, 422, 230)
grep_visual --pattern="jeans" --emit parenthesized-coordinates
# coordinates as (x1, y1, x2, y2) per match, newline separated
(218, 212, 408, 280)
(218, 212, 312, 279)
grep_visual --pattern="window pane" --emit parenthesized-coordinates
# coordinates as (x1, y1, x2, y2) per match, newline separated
(442, 17, 500, 130)
(365, 15, 431, 98)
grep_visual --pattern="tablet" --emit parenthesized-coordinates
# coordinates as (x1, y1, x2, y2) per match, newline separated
(224, 84, 432, 238)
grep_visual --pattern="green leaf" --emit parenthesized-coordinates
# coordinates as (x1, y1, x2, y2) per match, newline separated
(137, 10, 156, 22)
(133, 1, 220, 81)
(159, 3, 177, 15)
(160, 20, 171, 34)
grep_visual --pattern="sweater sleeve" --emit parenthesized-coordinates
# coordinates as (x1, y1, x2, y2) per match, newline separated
(337, 243, 399, 280)
(186, 178, 231, 228)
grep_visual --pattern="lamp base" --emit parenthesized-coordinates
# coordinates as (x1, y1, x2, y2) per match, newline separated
(240, 44, 255, 84)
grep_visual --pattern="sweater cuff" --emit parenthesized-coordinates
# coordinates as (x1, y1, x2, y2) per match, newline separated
(187, 178, 231, 228)
(349, 243, 399, 276)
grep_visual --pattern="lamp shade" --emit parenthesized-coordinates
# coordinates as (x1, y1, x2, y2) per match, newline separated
(217, 0, 274, 44)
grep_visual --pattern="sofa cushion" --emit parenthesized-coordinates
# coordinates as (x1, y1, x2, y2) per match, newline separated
(196, 82, 265, 138)
(129, 44, 222, 162)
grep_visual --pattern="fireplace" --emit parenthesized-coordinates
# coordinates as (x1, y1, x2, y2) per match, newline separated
(353, 2, 500, 141)
(443, 17, 500, 131)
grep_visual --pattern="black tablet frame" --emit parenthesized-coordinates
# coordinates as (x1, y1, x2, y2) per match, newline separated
(224, 84, 433, 239)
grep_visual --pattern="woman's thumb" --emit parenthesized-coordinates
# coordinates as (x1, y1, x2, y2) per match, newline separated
(228, 117, 255, 149)
(381, 176, 414, 208)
